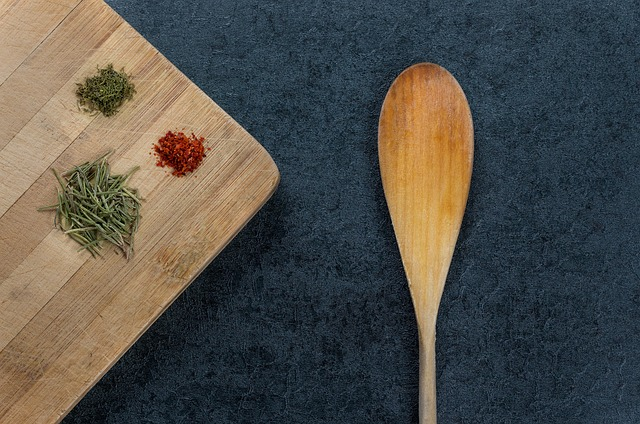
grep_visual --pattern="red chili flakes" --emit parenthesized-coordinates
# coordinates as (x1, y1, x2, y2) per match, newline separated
(153, 131, 208, 177)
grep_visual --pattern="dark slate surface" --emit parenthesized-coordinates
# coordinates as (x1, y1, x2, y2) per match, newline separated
(64, 1, 640, 422)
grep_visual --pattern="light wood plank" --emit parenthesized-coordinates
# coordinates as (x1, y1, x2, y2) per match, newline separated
(0, 0, 121, 151)
(0, 0, 82, 84)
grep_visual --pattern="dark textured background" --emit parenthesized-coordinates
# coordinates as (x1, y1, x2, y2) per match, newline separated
(63, 1, 639, 422)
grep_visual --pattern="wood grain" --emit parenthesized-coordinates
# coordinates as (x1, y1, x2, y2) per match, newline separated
(0, 0, 279, 422)
(379, 63, 473, 423)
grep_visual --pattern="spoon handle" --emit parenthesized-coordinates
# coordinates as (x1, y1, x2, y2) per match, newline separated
(419, 327, 437, 423)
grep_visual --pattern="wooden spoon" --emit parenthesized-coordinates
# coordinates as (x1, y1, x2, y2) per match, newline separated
(378, 63, 473, 423)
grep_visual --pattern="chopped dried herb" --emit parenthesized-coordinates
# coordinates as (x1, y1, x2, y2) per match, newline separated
(39, 151, 142, 259)
(76, 64, 135, 117)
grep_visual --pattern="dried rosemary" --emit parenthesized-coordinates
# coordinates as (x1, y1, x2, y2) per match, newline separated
(76, 64, 135, 117)
(39, 151, 142, 259)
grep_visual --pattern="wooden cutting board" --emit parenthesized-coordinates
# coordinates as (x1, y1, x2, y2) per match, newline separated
(0, 0, 279, 422)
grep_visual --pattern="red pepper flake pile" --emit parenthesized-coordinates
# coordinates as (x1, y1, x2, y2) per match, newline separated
(153, 131, 209, 177)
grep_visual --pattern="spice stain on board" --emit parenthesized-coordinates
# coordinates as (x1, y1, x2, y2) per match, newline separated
(0, 347, 47, 388)
(156, 245, 206, 281)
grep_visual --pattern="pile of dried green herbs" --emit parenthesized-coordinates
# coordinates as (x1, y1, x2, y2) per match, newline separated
(39, 152, 142, 259)
(76, 64, 135, 117)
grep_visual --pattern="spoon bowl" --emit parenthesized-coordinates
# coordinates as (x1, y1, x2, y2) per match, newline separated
(378, 63, 473, 423)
